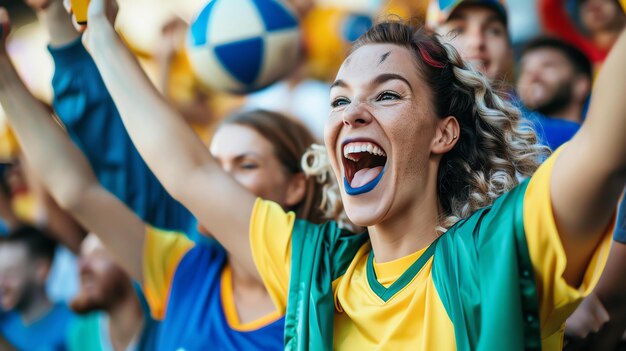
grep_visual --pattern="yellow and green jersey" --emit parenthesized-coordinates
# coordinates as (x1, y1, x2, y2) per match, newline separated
(250, 149, 613, 350)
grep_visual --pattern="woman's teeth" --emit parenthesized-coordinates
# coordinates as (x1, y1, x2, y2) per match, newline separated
(343, 142, 386, 161)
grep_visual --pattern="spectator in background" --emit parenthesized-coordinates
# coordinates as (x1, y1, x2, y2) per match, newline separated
(427, 0, 580, 150)
(1, 157, 82, 304)
(540, 0, 625, 68)
(0, 226, 75, 350)
(517, 37, 592, 125)
(67, 234, 157, 351)
(516, 37, 592, 149)
(427, 0, 512, 83)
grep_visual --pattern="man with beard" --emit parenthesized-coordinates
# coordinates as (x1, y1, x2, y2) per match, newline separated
(67, 234, 157, 351)
(517, 37, 593, 125)
(516, 37, 593, 149)
(0, 226, 75, 350)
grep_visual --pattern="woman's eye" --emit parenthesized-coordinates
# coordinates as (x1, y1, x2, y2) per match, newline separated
(331, 97, 350, 108)
(241, 163, 259, 170)
(377, 91, 400, 101)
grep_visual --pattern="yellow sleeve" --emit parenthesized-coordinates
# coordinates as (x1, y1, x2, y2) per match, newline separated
(249, 198, 296, 313)
(142, 225, 195, 320)
(523, 147, 613, 340)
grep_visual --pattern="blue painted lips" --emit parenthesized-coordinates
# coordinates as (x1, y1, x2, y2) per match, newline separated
(344, 168, 385, 196)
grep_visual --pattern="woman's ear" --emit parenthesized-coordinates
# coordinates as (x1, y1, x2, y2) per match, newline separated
(431, 116, 460, 155)
(284, 172, 307, 207)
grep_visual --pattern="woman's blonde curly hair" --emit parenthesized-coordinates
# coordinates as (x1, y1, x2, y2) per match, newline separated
(303, 21, 549, 232)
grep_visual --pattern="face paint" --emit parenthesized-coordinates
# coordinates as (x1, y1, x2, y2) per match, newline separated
(344, 167, 385, 195)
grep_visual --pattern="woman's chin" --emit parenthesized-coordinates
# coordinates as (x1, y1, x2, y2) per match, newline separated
(341, 173, 395, 228)
(343, 197, 391, 228)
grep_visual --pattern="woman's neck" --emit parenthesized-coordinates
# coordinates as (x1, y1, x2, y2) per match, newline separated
(228, 257, 277, 324)
(368, 211, 440, 264)
(367, 182, 441, 263)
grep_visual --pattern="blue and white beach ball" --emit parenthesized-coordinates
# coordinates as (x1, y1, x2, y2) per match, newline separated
(187, 0, 301, 94)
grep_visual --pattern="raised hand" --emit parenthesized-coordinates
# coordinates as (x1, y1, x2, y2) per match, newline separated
(64, 0, 118, 51)
(85, 0, 117, 23)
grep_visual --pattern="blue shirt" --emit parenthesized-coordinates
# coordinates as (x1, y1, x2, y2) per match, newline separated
(522, 110, 581, 151)
(508, 92, 580, 151)
(0, 303, 75, 351)
(143, 227, 285, 351)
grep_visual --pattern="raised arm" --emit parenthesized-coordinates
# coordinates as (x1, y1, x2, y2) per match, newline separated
(29, 0, 195, 233)
(80, 0, 259, 280)
(19, 157, 86, 253)
(551, 28, 626, 285)
(0, 9, 144, 281)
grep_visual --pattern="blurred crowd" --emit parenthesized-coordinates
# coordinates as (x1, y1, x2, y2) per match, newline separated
(0, 0, 624, 350)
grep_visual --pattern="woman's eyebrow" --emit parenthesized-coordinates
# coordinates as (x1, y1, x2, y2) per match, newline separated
(330, 79, 347, 90)
(331, 73, 413, 92)
(371, 73, 413, 93)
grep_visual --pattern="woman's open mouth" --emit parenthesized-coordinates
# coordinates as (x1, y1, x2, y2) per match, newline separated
(342, 140, 388, 195)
